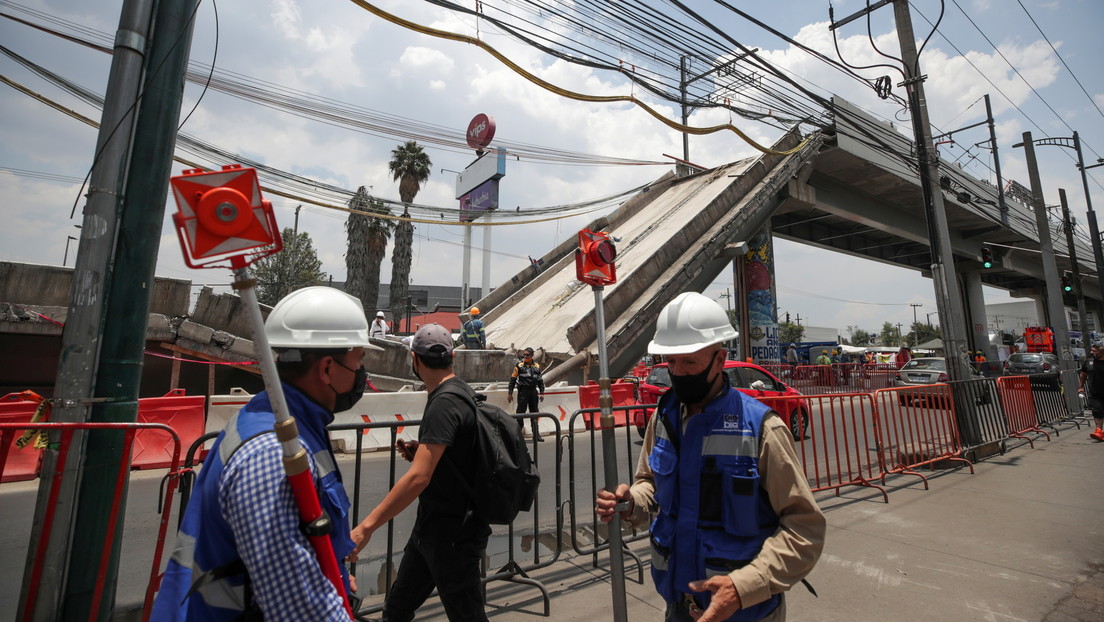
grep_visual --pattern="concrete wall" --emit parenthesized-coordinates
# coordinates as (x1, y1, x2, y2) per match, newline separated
(0, 261, 190, 315)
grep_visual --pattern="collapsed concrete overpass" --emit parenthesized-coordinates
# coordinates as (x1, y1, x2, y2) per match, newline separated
(475, 97, 1102, 379)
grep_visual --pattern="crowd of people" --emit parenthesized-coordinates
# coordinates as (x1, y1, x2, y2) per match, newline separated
(152, 287, 826, 621)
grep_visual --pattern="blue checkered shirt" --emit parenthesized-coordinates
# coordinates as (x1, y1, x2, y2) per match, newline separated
(219, 433, 348, 620)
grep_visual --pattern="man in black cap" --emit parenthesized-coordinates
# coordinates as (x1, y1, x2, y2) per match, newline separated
(349, 323, 490, 621)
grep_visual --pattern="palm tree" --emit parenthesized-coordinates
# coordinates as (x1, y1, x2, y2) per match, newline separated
(345, 186, 392, 314)
(387, 140, 432, 331)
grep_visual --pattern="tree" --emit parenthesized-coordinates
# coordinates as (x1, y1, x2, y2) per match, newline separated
(851, 328, 873, 347)
(345, 186, 392, 314)
(909, 321, 941, 346)
(878, 321, 899, 347)
(252, 227, 327, 306)
(387, 140, 432, 331)
(779, 321, 805, 345)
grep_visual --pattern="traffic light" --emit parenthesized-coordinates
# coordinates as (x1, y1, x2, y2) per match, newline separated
(980, 246, 993, 269)
(1061, 272, 1073, 292)
(575, 228, 617, 286)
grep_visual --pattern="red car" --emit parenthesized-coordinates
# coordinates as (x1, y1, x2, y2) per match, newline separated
(632, 360, 810, 441)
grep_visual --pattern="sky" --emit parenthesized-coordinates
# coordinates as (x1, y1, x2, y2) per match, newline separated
(1, 0, 1102, 339)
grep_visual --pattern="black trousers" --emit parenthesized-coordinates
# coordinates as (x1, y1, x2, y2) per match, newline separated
(382, 532, 488, 622)
(515, 388, 542, 436)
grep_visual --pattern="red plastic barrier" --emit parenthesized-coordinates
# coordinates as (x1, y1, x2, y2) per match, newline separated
(871, 385, 974, 489)
(760, 393, 889, 502)
(996, 376, 1049, 446)
(0, 392, 45, 483)
(134, 389, 206, 470)
(578, 382, 635, 429)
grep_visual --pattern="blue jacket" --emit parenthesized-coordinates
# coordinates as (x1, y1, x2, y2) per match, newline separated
(151, 384, 353, 621)
(461, 318, 485, 348)
(649, 382, 780, 621)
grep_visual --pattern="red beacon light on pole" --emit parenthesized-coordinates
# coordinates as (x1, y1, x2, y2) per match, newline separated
(169, 165, 281, 269)
(575, 228, 617, 286)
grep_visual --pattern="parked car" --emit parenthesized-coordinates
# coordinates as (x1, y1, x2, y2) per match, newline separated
(893, 357, 984, 405)
(1003, 352, 1060, 374)
(632, 360, 809, 441)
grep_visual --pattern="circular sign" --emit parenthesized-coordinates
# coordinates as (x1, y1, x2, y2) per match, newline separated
(466, 113, 496, 150)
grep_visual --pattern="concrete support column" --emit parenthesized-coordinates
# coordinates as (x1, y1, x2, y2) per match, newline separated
(962, 270, 992, 358)
(742, 227, 780, 366)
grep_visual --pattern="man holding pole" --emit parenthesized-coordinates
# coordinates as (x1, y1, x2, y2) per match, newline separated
(596, 292, 825, 622)
(153, 286, 376, 620)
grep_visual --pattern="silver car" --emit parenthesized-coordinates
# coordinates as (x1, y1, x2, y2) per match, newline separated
(895, 357, 951, 386)
(1003, 352, 1060, 374)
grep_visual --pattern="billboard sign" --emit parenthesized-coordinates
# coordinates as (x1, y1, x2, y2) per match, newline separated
(455, 148, 506, 198)
(466, 113, 496, 150)
(459, 179, 499, 222)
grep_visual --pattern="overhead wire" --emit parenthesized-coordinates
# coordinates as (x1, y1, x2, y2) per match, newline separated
(346, 0, 813, 156)
(1015, 0, 1104, 124)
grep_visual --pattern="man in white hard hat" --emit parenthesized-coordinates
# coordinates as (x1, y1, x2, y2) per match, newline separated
(370, 310, 390, 339)
(596, 292, 825, 622)
(153, 286, 380, 621)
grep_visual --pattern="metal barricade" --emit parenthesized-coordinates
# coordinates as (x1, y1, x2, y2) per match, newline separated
(1028, 372, 1068, 432)
(946, 377, 1008, 460)
(996, 376, 1051, 447)
(0, 421, 184, 622)
(759, 363, 792, 383)
(870, 385, 974, 489)
(565, 405, 647, 582)
(759, 393, 890, 503)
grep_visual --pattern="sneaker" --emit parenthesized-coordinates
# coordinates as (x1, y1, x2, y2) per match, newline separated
(1090, 429, 1104, 442)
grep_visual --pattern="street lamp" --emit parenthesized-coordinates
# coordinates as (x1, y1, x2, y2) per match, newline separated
(63, 235, 78, 267)
(925, 311, 939, 328)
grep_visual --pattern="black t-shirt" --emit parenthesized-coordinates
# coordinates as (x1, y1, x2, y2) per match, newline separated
(1081, 358, 1104, 397)
(414, 377, 489, 539)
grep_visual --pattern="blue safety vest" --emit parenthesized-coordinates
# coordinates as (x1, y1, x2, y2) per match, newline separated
(649, 383, 780, 621)
(150, 384, 354, 621)
(461, 319, 484, 348)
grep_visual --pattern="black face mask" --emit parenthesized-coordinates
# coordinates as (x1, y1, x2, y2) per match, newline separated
(670, 355, 720, 405)
(331, 359, 367, 413)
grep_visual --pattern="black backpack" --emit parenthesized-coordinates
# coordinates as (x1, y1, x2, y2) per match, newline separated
(437, 383, 541, 524)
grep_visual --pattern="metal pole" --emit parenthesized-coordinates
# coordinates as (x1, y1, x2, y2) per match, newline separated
(1074, 132, 1104, 323)
(462, 220, 472, 309)
(680, 56, 689, 163)
(985, 94, 1008, 225)
(482, 210, 492, 301)
(593, 285, 628, 622)
(891, 1, 971, 380)
(910, 303, 922, 347)
(1021, 134, 1080, 416)
(21, 1, 156, 617)
(1059, 189, 1090, 348)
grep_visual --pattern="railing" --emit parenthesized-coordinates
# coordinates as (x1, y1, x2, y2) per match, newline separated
(0, 422, 183, 622)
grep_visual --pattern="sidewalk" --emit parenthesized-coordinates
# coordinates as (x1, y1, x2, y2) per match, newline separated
(404, 419, 1104, 621)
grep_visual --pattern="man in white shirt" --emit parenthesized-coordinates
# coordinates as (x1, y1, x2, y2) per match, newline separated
(370, 311, 390, 339)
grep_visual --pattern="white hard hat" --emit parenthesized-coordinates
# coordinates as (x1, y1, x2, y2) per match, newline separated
(376, 311, 386, 318)
(648, 291, 738, 355)
(266, 286, 382, 350)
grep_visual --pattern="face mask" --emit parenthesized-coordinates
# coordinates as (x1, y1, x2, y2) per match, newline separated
(411, 357, 422, 383)
(670, 353, 721, 405)
(331, 359, 367, 413)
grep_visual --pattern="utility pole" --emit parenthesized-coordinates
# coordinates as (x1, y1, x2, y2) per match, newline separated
(984, 94, 1009, 225)
(1016, 132, 1104, 325)
(832, 1, 971, 379)
(1059, 189, 1090, 346)
(21, 0, 156, 617)
(909, 303, 922, 347)
(795, 313, 802, 326)
(1016, 133, 1080, 417)
(679, 50, 757, 162)
(896, 322, 903, 346)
